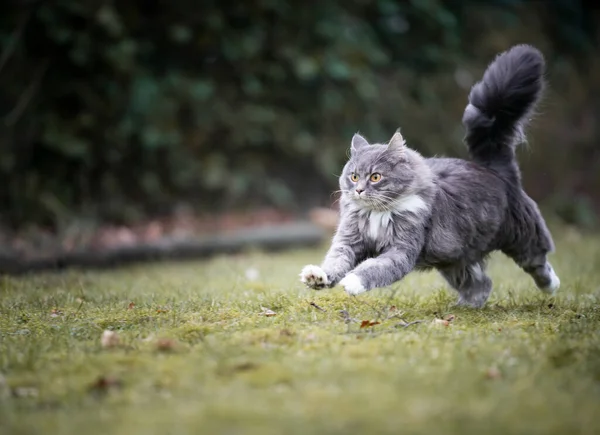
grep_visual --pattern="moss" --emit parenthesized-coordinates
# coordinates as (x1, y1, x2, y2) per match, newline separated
(1, 227, 600, 434)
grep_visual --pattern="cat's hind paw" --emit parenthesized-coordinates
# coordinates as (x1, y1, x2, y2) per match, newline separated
(299, 265, 329, 290)
(339, 273, 366, 296)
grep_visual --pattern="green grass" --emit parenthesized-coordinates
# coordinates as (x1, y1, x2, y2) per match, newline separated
(1, 226, 600, 435)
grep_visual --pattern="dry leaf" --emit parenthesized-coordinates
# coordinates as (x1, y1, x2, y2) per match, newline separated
(445, 314, 456, 322)
(233, 362, 257, 372)
(127, 302, 136, 310)
(485, 367, 502, 379)
(156, 308, 169, 314)
(50, 309, 63, 318)
(156, 338, 177, 352)
(101, 330, 120, 348)
(432, 318, 450, 327)
(89, 375, 122, 393)
(260, 307, 277, 317)
(390, 305, 397, 311)
(359, 320, 381, 329)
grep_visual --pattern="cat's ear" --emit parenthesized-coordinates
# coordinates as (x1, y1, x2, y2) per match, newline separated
(351, 133, 369, 154)
(387, 129, 407, 152)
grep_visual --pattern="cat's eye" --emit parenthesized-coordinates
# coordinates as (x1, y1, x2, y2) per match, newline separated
(350, 173, 359, 182)
(370, 173, 382, 183)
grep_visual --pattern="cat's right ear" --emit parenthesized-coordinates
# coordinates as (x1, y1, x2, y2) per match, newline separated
(351, 133, 369, 154)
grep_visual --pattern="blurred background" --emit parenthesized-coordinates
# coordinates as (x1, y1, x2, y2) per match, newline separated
(0, 0, 598, 268)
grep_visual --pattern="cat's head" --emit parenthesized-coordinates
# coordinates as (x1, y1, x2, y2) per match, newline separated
(340, 130, 419, 211)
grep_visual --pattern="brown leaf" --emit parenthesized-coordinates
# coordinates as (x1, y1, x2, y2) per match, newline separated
(101, 330, 120, 348)
(156, 308, 169, 314)
(432, 318, 450, 327)
(127, 302, 136, 310)
(390, 305, 397, 311)
(50, 309, 63, 318)
(156, 338, 177, 352)
(485, 367, 502, 379)
(359, 320, 381, 329)
(89, 375, 122, 393)
(233, 362, 257, 372)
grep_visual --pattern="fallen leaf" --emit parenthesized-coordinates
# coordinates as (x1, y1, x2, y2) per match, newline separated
(485, 367, 502, 379)
(156, 338, 177, 352)
(445, 314, 456, 322)
(260, 307, 277, 317)
(233, 362, 257, 372)
(432, 318, 450, 327)
(50, 309, 63, 318)
(127, 302, 135, 310)
(101, 330, 120, 348)
(89, 375, 122, 393)
(359, 320, 381, 329)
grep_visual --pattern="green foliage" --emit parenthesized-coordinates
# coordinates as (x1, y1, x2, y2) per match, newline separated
(0, 0, 597, 227)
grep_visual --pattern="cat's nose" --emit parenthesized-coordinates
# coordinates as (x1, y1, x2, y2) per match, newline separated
(355, 188, 365, 194)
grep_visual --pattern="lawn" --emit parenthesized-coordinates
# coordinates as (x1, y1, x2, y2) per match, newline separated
(1, 225, 600, 435)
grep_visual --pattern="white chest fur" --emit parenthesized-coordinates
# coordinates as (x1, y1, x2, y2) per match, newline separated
(368, 210, 392, 240)
(362, 194, 428, 241)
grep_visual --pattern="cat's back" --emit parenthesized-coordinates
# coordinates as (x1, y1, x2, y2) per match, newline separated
(417, 157, 510, 267)
(426, 157, 506, 197)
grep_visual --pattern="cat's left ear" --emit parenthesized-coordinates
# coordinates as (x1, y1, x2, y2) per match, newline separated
(387, 129, 407, 152)
(351, 133, 369, 154)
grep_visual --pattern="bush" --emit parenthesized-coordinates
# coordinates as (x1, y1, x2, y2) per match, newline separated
(0, 0, 597, 228)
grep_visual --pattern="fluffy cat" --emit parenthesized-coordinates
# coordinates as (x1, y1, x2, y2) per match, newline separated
(299, 44, 560, 307)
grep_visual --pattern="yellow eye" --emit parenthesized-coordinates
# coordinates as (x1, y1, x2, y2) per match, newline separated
(350, 173, 359, 182)
(370, 173, 382, 183)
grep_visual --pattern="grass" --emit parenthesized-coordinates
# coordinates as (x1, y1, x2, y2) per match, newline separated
(1, 225, 600, 435)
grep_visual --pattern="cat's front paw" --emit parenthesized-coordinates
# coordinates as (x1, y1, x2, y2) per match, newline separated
(339, 273, 366, 296)
(299, 265, 329, 290)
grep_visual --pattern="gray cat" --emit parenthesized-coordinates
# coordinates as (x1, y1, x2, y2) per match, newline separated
(299, 44, 560, 307)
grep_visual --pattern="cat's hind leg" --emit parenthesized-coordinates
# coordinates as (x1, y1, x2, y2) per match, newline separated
(508, 252, 560, 295)
(438, 262, 493, 308)
(502, 202, 560, 295)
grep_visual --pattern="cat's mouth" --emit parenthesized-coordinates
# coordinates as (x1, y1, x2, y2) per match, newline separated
(351, 193, 393, 211)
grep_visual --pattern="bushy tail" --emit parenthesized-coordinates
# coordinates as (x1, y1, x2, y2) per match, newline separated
(462, 44, 545, 167)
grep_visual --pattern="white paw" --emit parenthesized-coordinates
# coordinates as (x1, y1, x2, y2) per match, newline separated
(299, 265, 329, 290)
(339, 273, 366, 296)
(543, 268, 561, 294)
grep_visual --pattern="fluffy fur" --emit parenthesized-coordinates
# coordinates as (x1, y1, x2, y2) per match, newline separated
(299, 44, 559, 307)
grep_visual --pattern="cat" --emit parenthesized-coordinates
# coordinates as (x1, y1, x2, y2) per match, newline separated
(299, 44, 560, 308)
